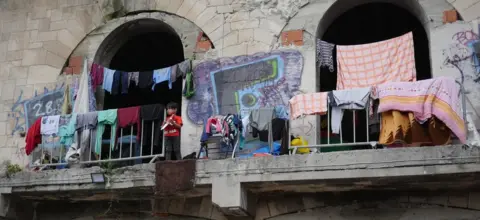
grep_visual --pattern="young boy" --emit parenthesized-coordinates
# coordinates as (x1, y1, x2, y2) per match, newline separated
(163, 102, 183, 160)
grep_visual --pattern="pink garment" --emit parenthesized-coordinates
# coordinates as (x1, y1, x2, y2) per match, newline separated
(375, 77, 466, 143)
(90, 63, 104, 89)
(336, 32, 416, 90)
(289, 92, 328, 119)
(206, 117, 222, 134)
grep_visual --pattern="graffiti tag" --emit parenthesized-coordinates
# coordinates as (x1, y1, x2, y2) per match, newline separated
(442, 30, 480, 83)
(9, 84, 65, 135)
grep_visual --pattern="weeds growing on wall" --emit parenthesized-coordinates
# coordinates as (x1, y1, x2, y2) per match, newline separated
(6, 163, 22, 178)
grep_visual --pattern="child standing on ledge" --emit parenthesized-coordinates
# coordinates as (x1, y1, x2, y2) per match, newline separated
(163, 102, 183, 160)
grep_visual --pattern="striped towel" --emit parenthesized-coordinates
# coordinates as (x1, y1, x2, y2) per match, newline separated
(336, 32, 416, 90)
(376, 77, 466, 144)
(289, 92, 328, 120)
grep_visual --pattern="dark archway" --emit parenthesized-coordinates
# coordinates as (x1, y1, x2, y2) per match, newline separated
(318, 2, 431, 92)
(94, 18, 185, 111)
(315, 2, 431, 148)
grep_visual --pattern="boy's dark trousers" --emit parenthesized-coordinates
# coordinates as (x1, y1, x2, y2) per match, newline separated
(165, 136, 181, 160)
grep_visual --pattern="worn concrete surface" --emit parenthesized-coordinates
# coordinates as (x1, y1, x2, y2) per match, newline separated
(7, 190, 480, 220)
(1, 145, 480, 196)
(0, 145, 479, 218)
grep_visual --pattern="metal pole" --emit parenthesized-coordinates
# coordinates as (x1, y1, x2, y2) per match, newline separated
(130, 125, 133, 158)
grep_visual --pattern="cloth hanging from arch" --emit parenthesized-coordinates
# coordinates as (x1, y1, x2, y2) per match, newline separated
(336, 32, 416, 90)
(316, 39, 335, 72)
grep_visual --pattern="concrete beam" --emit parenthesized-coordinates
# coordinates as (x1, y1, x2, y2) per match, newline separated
(212, 177, 256, 218)
(2, 145, 480, 196)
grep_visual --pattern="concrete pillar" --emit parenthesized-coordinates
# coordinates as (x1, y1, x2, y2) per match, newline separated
(0, 190, 36, 220)
(0, 187, 13, 219)
(212, 177, 256, 219)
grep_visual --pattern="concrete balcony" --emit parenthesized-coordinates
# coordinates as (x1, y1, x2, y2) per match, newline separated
(2, 144, 480, 219)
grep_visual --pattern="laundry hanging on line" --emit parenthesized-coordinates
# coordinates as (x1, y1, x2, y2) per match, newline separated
(316, 39, 335, 72)
(375, 76, 466, 144)
(23, 103, 169, 157)
(286, 76, 465, 147)
(336, 32, 417, 90)
(328, 87, 371, 134)
(93, 59, 192, 94)
(288, 92, 328, 120)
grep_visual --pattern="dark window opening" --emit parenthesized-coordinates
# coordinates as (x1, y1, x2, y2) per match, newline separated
(106, 31, 184, 111)
(317, 3, 431, 149)
(95, 19, 185, 164)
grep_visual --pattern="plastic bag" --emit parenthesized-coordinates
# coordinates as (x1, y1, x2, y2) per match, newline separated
(291, 137, 310, 154)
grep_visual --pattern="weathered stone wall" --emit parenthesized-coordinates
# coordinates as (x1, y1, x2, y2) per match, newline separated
(24, 191, 480, 220)
(0, 0, 479, 167)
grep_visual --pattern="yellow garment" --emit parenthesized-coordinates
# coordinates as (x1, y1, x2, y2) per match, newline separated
(291, 137, 310, 154)
(379, 110, 451, 146)
(61, 84, 71, 115)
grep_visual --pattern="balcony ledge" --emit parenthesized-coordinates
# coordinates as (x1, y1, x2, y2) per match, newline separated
(1, 144, 480, 200)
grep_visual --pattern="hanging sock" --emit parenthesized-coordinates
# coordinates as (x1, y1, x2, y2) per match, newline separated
(316, 39, 335, 72)
(183, 70, 195, 99)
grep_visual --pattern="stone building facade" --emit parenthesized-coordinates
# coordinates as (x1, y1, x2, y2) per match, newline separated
(0, 0, 479, 219)
(0, 0, 479, 165)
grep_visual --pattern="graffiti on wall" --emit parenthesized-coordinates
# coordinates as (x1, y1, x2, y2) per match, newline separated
(187, 50, 304, 125)
(442, 30, 480, 83)
(9, 84, 65, 135)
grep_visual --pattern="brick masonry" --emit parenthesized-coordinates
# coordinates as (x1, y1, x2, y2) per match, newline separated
(443, 9, 459, 23)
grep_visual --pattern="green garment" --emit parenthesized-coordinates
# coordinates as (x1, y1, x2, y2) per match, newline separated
(59, 113, 77, 146)
(95, 109, 117, 154)
(183, 70, 195, 99)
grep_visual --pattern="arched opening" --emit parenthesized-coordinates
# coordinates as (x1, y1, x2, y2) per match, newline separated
(94, 18, 185, 111)
(93, 18, 185, 161)
(316, 1, 431, 148)
(317, 2, 431, 92)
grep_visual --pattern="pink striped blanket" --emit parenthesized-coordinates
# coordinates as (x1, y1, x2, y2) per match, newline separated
(375, 77, 466, 144)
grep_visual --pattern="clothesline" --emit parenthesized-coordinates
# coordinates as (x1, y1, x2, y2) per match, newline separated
(90, 59, 192, 76)
(90, 59, 192, 95)
(25, 103, 169, 156)
(288, 76, 467, 144)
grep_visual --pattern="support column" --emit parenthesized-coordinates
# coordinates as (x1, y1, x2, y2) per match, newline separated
(0, 187, 13, 219)
(212, 177, 256, 219)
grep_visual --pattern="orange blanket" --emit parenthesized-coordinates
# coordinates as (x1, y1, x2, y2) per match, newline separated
(379, 110, 451, 146)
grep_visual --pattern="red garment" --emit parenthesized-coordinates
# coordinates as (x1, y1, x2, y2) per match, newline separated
(25, 117, 42, 155)
(90, 63, 104, 89)
(164, 115, 183, 137)
(116, 106, 141, 146)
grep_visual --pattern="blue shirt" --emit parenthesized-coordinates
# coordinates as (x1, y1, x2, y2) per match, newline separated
(103, 68, 115, 93)
(152, 67, 172, 90)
